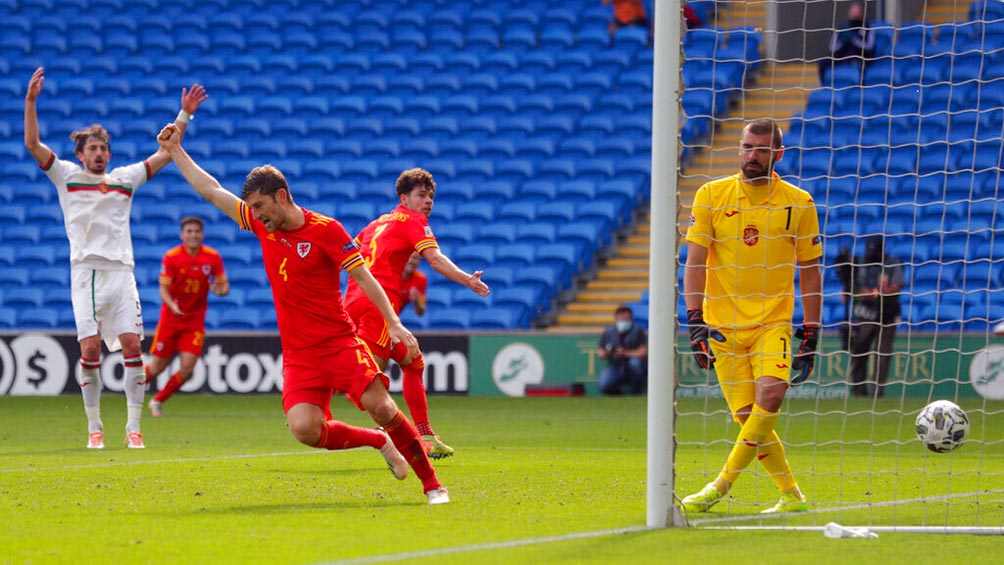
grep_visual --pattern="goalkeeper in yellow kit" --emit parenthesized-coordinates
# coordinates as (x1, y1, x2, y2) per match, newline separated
(682, 118, 823, 514)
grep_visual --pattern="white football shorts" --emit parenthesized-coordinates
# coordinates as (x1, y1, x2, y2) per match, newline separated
(71, 268, 144, 352)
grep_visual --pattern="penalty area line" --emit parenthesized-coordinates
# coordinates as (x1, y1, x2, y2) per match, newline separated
(315, 526, 654, 565)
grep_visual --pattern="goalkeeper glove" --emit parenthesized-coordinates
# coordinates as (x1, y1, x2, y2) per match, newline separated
(688, 309, 725, 370)
(791, 325, 819, 385)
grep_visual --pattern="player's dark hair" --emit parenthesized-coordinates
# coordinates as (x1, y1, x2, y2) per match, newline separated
(744, 118, 783, 150)
(70, 125, 111, 155)
(615, 305, 633, 318)
(242, 164, 290, 201)
(180, 215, 204, 230)
(396, 168, 436, 197)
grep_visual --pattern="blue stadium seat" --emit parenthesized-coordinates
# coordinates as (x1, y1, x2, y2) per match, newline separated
(475, 223, 517, 245)
(215, 308, 260, 330)
(434, 223, 476, 247)
(454, 243, 496, 266)
(497, 201, 536, 223)
(19, 307, 59, 329)
(426, 307, 471, 329)
(495, 243, 537, 269)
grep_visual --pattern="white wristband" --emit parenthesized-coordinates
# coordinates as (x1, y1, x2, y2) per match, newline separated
(176, 110, 192, 124)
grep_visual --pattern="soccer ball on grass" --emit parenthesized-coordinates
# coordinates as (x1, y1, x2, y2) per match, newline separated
(914, 400, 969, 453)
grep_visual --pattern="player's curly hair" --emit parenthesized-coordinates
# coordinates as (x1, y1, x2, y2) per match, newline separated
(743, 118, 783, 149)
(396, 167, 436, 197)
(242, 164, 291, 201)
(70, 125, 111, 155)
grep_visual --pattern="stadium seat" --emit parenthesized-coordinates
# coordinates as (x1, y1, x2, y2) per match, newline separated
(218, 309, 261, 330)
(495, 243, 537, 269)
(18, 307, 59, 329)
(425, 307, 471, 330)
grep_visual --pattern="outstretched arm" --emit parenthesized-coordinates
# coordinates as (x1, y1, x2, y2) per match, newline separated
(146, 84, 208, 174)
(349, 264, 419, 358)
(24, 67, 54, 166)
(421, 247, 490, 297)
(157, 123, 242, 224)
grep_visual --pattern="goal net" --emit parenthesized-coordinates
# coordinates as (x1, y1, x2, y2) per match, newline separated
(673, 0, 1004, 533)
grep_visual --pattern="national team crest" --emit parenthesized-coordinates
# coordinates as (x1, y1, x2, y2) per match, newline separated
(202, 264, 211, 275)
(297, 242, 312, 258)
(98, 182, 109, 194)
(743, 224, 759, 246)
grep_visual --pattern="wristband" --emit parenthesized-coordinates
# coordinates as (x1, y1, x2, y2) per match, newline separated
(176, 110, 192, 123)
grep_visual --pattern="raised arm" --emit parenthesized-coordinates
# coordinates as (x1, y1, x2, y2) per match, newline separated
(349, 264, 419, 358)
(146, 85, 208, 174)
(24, 67, 55, 165)
(157, 124, 242, 224)
(421, 247, 490, 297)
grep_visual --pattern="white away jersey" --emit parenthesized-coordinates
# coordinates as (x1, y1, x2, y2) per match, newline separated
(41, 152, 151, 270)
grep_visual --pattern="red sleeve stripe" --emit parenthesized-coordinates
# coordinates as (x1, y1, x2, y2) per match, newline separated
(238, 202, 252, 230)
(40, 151, 56, 171)
(342, 252, 365, 272)
(143, 160, 153, 180)
(415, 239, 438, 253)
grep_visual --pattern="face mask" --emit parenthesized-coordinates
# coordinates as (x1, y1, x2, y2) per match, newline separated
(615, 321, 632, 333)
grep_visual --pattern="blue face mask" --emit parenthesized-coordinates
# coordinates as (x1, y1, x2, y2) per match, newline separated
(615, 321, 632, 333)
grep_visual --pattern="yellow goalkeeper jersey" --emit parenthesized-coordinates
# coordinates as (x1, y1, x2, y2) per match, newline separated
(685, 172, 822, 329)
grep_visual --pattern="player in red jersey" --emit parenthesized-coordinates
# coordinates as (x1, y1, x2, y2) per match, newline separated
(145, 216, 230, 417)
(400, 253, 427, 316)
(156, 124, 449, 504)
(344, 168, 490, 459)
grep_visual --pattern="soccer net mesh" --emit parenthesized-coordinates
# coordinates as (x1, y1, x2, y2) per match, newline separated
(675, 0, 1004, 533)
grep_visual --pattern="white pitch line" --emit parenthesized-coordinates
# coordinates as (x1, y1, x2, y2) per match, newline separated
(314, 526, 654, 565)
(0, 445, 642, 474)
(688, 488, 1004, 526)
(0, 449, 328, 474)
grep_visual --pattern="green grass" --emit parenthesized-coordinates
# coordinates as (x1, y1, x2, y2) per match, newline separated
(1, 395, 1001, 564)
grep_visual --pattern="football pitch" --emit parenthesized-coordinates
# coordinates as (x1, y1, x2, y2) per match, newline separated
(1, 395, 1000, 564)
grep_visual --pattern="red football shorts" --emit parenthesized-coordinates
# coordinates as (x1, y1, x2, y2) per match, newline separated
(148, 321, 205, 358)
(344, 298, 392, 361)
(281, 337, 389, 418)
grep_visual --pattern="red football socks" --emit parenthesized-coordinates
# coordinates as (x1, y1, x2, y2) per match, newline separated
(383, 409, 440, 492)
(314, 420, 385, 450)
(154, 372, 185, 403)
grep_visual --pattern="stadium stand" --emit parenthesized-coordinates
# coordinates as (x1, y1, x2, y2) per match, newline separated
(0, 0, 762, 330)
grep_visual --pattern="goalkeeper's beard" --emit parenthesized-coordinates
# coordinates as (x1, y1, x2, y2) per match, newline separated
(741, 161, 772, 181)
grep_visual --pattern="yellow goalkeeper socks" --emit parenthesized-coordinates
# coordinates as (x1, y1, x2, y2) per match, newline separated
(757, 430, 798, 493)
(718, 404, 780, 486)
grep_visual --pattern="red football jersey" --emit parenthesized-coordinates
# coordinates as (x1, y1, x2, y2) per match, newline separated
(158, 244, 226, 327)
(344, 204, 438, 309)
(238, 204, 364, 351)
(398, 269, 427, 314)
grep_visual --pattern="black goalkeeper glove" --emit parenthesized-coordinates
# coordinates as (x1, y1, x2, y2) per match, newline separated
(688, 309, 725, 370)
(791, 325, 819, 385)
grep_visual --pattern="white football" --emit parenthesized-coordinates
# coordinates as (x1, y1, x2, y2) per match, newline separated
(915, 400, 970, 453)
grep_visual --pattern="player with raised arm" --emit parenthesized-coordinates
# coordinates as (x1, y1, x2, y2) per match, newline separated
(681, 118, 822, 514)
(344, 168, 490, 459)
(24, 67, 207, 449)
(145, 215, 230, 417)
(156, 124, 449, 504)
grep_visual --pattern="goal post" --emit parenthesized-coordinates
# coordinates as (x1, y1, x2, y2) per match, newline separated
(660, 0, 1004, 533)
(647, 0, 686, 528)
